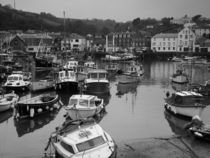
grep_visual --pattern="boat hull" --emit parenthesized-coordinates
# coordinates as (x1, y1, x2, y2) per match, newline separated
(84, 82, 110, 94)
(164, 103, 205, 118)
(4, 84, 30, 92)
(55, 81, 78, 92)
(0, 93, 19, 112)
(118, 74, 140, 84)
(66, 108, 103, 120)
(171, 75, 188, 84)
(15, 95, 59, 119)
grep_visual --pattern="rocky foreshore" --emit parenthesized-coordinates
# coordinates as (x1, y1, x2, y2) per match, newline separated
(117, 135, 210, 158)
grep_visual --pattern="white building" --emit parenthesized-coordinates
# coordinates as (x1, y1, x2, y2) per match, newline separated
(177, 26, 196, 52)
(151, 33, 178, 52)
(193, 26, 210, 37)
(61, 33, 86, 51)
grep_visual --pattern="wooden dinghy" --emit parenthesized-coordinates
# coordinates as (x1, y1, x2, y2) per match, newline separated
(15, 94, 60, 119)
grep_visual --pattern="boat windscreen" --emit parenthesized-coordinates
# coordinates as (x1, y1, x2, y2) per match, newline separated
(79, 99, 88, 107)
(99, 73, 106, 79)
(69, 99, 78, 106)
(76, 136, 105, 152)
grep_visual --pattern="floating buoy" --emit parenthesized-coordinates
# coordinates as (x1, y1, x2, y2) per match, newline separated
(30, 108, 35, 118)
(46, 106, 49, 110)
(50, 107, 53, 111)
(37, 108, 43, 113)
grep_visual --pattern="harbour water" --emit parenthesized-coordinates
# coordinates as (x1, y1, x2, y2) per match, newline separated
(0, 60, 210, 158)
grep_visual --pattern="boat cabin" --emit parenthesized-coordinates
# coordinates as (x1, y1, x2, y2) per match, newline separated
(69, 95, 102, 108)
(5, 74, 26, 85)
(63, 60, 78, 70)
(167, 91, 206, 106)
(55, 122, 109, 154)
(84, 61, 96, 69)
(58, 70, 76, 81)
(86, 69, 108, 80)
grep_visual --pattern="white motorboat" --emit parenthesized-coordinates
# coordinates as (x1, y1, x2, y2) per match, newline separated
(0, 91, 19, 112)
(46, 119, 117, 158)
(55, 70, 78, 92)
(118, 62, 143, 84)
(65, 94, 104, 120)
(3, 74, 31, 92)
(164, 91, 209, 118)
(63, 59, 78, 70)
(171, 69, 189, 84)
(83, 69, 110, 94)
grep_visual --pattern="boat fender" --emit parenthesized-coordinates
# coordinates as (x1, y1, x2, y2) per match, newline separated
(30, 108, 35, 118)
(46, 106, 49, 110)
(37, 108, 43, 113)
(27, 105, 29, 111)
(166, 91, 170, 98)
(50, 107, 53, 111)
(59, 84, 61, 89)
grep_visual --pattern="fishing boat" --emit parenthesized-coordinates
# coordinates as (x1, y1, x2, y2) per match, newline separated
(55, 70, 78, 92)
(171, 69, 189, 84)
(65, 94, 104, 120)
(164, 91, 209, 118)
(3, 74, 31, 92)
(83, 69, 110, 94)
(15, 93, 59, 119)
(117, 62, 143, 84)
(45, 118, 117, 158)
(63, 59, 78, 70)
(0, 91, 19, 112)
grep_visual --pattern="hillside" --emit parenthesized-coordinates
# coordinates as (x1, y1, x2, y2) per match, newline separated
(0, 4, 117, 35)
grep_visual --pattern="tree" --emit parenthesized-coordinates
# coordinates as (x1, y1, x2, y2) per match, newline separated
(100, 26, 110, 35)
(132, 18, 140, 27)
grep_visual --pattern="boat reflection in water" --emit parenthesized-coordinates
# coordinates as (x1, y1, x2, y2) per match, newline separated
(116, 82, 138, 96)
(164, 109, 191, 136)
(0, 109, 13, 124)
(14, 108, 61, 137)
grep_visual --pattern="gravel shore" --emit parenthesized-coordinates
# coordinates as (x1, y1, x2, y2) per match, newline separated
(117, 135, 210, 158)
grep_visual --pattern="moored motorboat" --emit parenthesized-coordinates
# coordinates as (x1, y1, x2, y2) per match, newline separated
(164, 91, 209, 118)
(55, 70, 78, 92)
(171, 69, 189, 84)
(65, 94, 104, 120)
(0, 91, 19, 112)
(83, 69, 110, 94)
(3, 74, 31, 92)
(15, 93, 59, 119)
(45, 118, 117, 158)
(117, 62, 143, 84)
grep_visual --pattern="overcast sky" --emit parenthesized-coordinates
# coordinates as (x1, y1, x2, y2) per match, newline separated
(1, 0, 210, 22)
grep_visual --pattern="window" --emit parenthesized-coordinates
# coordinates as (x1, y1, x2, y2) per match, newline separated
(173, 47, 175, 50)
(99, 73, 106, 79)
(90, 73, 97, 79)
(163, 47, 165, 50)
(168, 47, 170, 50)
(79, 99, 88, 107)
(185, 35, 188, 39)
(158, 47, 160, 50)
(76, 136, 105, 152)
(69, 99, 78, 106)
(180, 35, 182, 38)
(75, 39, 79, 42)
(60, 141, 75, 154)
(163, 42, 165, 46)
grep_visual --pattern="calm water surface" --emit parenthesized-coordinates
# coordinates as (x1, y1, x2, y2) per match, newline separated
(0, 61, 210, 158)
